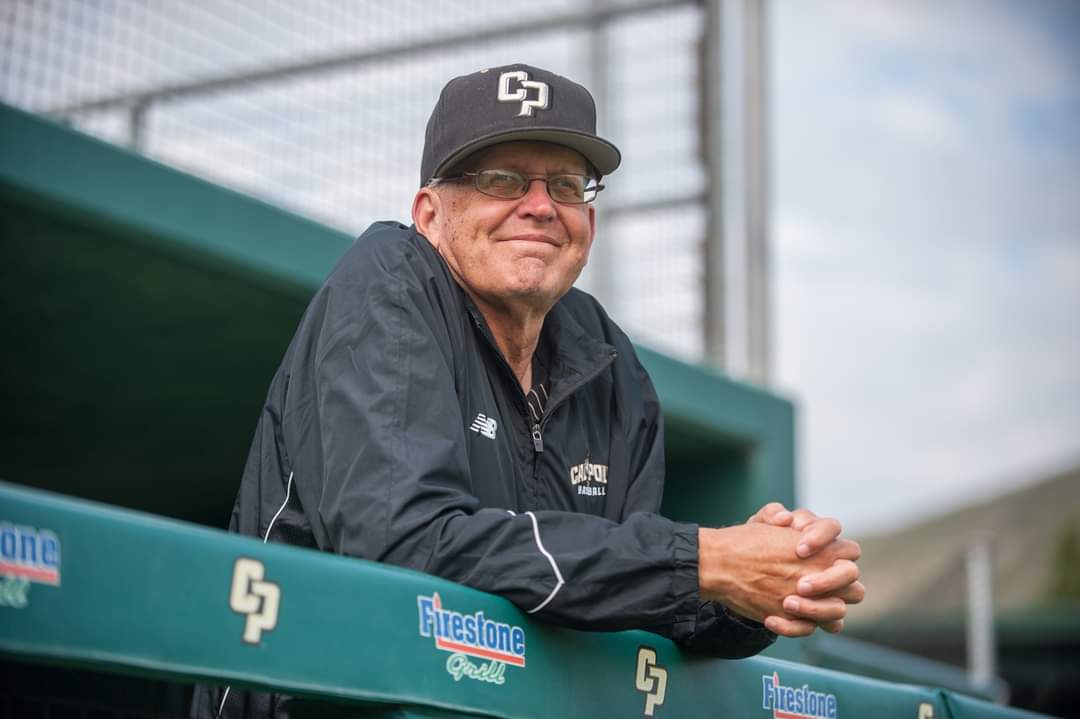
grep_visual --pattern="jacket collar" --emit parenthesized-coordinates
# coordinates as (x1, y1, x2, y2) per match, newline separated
(541, 296, 617, 387)
(461, 290, 616, 401)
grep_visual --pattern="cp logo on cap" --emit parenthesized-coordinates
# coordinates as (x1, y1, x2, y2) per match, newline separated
(497, 70, 550, 117)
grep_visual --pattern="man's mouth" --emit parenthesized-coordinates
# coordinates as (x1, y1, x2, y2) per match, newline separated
(501, 234, 562, 247)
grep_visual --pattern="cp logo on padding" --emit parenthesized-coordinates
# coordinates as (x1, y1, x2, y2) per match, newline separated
(229, 557, 280, 644)
(635, 645, 668, 717)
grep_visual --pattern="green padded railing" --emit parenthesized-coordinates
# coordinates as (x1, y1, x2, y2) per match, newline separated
(0, 482, 1049, 718)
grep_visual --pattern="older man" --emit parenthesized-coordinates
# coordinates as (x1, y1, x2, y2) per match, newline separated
(195, 64, 862, 718)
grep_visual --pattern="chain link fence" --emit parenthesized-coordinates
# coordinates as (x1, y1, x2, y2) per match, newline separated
(1, 0, 710, 360)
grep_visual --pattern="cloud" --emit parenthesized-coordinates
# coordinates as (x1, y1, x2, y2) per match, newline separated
(870, 90, 963, 148)
(771, 0, 1080, 533)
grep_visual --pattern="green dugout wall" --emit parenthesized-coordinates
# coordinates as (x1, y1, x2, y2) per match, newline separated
(0, 104, 1036, 717)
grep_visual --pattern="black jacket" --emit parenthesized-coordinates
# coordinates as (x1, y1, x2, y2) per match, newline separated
(193, 222, 773, 718)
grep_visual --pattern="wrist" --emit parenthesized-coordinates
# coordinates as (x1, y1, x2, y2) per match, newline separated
(697, 526, 737, 602)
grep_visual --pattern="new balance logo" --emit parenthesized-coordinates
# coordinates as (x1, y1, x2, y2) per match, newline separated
(635, 646, 668, 717)
(470, 413, 498, 440)
(229, 557, 280, 644)
(497, 70, 550, 117)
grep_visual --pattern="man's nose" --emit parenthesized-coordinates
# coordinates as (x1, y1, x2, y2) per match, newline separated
(516, 177, 557, 220)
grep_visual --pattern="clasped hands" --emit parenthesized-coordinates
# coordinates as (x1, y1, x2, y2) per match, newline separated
(698, 503, 865, 637)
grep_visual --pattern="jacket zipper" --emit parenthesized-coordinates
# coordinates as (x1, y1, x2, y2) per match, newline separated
(467, 307, 616, 457)
(528, 349, 616, 455)
(470, 310, 542, 453)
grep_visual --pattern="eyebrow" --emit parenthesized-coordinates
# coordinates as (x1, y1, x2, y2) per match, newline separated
(476, 164, 588, 175)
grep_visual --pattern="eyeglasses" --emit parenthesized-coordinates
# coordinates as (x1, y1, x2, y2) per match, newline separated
(431, 169, 604, 204)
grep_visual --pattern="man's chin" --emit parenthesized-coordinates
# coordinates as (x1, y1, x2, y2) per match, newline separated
(501, 263, 555, 295)
(490, 278, 567, 311)
(504, 283, 558, 304)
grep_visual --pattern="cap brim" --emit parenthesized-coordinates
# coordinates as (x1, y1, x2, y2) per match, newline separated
(433, 127, 621, 179)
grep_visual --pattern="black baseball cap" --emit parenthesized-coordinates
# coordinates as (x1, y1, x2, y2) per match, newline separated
(420, 64, 621, 186)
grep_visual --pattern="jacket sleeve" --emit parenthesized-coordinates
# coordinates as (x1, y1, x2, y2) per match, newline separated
(619, 353, 776, 658)
(617, 351, 777, 656)
(279, 235, 698, 632)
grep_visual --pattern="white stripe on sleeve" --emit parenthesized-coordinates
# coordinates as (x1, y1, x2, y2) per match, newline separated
(521, 510, 565, 614)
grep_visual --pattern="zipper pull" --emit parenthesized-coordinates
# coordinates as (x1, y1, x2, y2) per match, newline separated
(531, 423, 544, 453)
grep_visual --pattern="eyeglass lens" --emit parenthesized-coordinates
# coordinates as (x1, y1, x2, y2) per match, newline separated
(474, 170, 597, 203)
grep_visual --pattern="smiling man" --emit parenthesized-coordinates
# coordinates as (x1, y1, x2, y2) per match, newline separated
(194, 64, 862, 718)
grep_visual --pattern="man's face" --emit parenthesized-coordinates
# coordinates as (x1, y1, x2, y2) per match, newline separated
(415, 141, 596, 314)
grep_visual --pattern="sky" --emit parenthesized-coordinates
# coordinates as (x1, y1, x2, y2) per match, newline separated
(769, 0, 1080, 535)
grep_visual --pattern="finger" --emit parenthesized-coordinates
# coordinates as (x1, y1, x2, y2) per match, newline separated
(820, 619, 845, 634)
(795, 517, 841, 557)
(782, 595, 847, 623)
(808, 580, 865, 605)
(746, 501, 790, 525)
(789, 508, 821, 532)
(831, 580, 866, 605)
(747, 502, 791, 526)
(820, 538, 861, 563)
(797, 559, 860, 597)
(763, 615, 817, 638)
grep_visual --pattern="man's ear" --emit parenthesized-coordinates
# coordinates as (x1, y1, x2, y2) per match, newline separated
(584, 202, 597, 252)
(412, 186, 442, 247)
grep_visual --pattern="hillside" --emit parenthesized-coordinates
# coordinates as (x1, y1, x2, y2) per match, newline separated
(849, 464, 1080, 623)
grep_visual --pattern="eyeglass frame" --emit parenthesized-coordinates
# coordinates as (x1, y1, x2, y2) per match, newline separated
(428, 169, 605, 205)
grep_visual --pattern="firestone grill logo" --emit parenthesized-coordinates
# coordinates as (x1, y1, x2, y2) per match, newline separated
(0, 522, 61, 610)
(762, 672, 838, 719)
(0, 523, 61, 586)
(417, 593, 526, 685)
